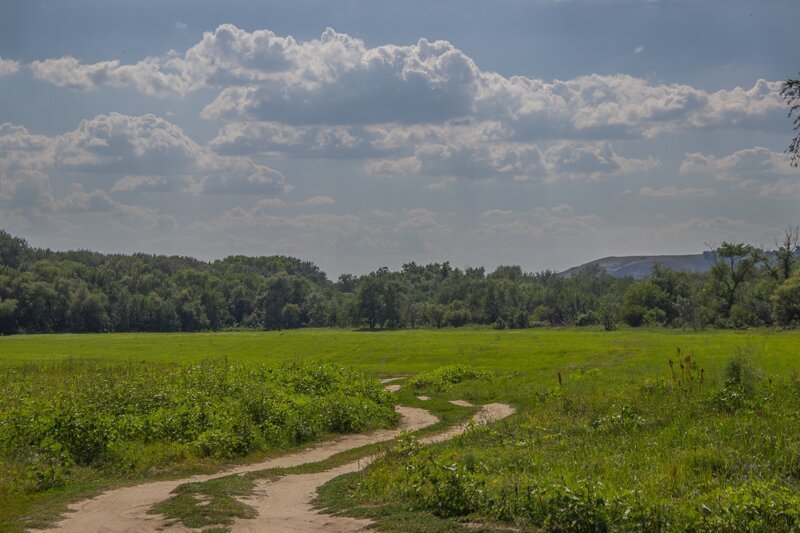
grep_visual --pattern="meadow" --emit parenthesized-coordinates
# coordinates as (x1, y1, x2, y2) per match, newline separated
(2, 327, 800, 531)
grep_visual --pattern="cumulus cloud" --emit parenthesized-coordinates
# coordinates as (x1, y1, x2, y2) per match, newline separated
(111, 175, 176, 193)
(0, 113, 290, 195)
(0, 169, 55, 211)
(471, 205, 602, 239)
(639, 186, 716, 197)
(0, 169, 176, 230)
(31, 25, 782, 137)
(193, 158, 288, 195)
(53, 113, 200, 173)
(680, 147, 799, 197)
(368, 140, 657, 182)
(30, 56, 188, 97)
(55, 184, 178, 229)
(0, 57, 20, 77)
(0, 123, 50, 152)
(681, 147, 792, 181)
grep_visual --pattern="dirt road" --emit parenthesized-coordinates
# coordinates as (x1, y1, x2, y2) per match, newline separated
(37, 379, 514, 533)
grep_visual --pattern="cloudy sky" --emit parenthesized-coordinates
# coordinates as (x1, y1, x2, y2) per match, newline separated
(1, 0, 798, 275)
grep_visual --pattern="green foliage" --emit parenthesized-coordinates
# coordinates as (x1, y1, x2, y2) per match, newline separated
(406, 365, 492, 392)
(772, 270, 800, 326)
(0, 361, 397, 497)
(0, 230, 797, 333)
(723, 348, 762, 394)
(334, 349, 800, 531)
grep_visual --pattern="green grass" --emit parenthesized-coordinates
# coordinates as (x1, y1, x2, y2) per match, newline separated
(3, 327, 800, 531)
(318, 351, 800, 531)
(0, 359, 397, 532)
(1, 327, 798, 378)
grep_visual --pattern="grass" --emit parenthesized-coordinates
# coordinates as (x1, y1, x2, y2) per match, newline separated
(319, 352, 800, 531)
(2, 327, 800, 531)
(1, 327, 798, 379)
(0, 359, 397, 532)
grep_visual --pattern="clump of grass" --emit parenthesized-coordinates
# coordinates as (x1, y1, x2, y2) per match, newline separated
(149, 474, 259, 529)
(406, 365, 492, 392)
(723, 347, 762, 394)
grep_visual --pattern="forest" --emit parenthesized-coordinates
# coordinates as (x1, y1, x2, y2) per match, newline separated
(1, 228, 800, 335)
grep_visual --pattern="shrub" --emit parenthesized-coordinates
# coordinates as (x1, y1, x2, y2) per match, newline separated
(406, 365, 492, 392)
(724, 348, 762, 394)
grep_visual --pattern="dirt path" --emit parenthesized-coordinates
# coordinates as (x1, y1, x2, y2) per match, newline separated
(35, 404, 437, 533)
(36, 378, 514, 533)
(231, 402, 516, 532)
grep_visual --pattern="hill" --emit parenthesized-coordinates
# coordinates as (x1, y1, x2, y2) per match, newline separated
(561, 252, 717, 279)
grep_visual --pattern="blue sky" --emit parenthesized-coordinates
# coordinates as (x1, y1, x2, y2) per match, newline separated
(1, 0, 798, 275)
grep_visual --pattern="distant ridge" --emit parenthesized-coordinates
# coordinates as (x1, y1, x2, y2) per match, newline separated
(560, 253, 717, 279)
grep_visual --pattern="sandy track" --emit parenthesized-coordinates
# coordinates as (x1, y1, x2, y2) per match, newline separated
(35, 405, 437, 533)
(35, 376, 514, 533)
(231, 402, 515, 532)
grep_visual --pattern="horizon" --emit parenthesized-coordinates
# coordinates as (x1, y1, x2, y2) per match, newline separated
(1, 0, 799, 277)
(2, 228, 779, 279)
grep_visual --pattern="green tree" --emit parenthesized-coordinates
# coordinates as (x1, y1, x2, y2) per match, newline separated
(773, 270, 800, 326)
(710, 243, 762, 318)
(0, 298, 18, 334)
(781, 75, 800, 166)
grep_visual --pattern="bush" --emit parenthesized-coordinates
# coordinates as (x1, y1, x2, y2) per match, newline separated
(622, 305, 647, 327)
(406, 365, 492, 392)
(724, 349, 762, 394)
(772, 272, 800, 326)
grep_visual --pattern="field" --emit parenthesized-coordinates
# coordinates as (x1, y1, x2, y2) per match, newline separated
(2, 327, 800, 531)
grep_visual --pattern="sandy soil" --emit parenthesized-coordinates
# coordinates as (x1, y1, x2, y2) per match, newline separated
(416, 395, 430, 401)
(449, 399, 474, 407)
(232, 401, 515, 532)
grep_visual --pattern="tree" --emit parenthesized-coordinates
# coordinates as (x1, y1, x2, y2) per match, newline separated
(710, 243, 762, 318)
(773, 270, 800, 326)
(782, 75, 800, 166)
(0, 298, 18, 334)
(772, 226, 799, 281)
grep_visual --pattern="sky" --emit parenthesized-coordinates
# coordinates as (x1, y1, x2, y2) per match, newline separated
(0, 0, 798, 276)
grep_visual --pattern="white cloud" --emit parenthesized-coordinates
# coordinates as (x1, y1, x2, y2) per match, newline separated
(633, 46, 645, 55)
(681, 147, 792, 181)
(31, 25, 783, 139)
(368, 140, 657, 182)
(0, 169, 55, 211)
(0, 113, 290, 195)
(304, 195, 335, 206)
(680, 146, 798, 197)
(0, 57, 20, 77)
(0, 123, 50, 152)
(471, 206, 603, 240)
(53, 113, 200, 173)
(111, 175, 176, 193)
(30, 56, 189, 97)
(0, 169, 176, 231)
(639, 186, 716, 197)
(193, 156, 288, 195)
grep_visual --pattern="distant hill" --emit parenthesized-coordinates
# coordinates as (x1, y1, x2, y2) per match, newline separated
(561, 253, 717, 279)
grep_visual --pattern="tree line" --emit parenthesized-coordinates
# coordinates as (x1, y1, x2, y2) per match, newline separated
(1, 229, 799, 335)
